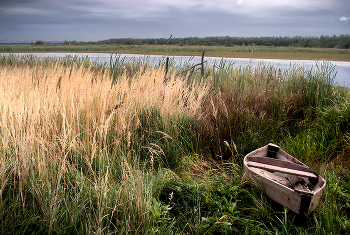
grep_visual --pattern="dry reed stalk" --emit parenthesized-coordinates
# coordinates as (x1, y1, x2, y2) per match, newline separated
(0, 61, 209, 225)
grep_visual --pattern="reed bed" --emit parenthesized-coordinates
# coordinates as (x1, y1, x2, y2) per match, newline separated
(0, 57, 207, 233)
(0, 55, 349, 234)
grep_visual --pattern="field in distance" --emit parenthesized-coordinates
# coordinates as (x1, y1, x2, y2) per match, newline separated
(1, 44, 349, 61)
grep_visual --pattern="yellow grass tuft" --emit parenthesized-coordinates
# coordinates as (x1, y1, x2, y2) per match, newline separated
(0, 61, 209, 231)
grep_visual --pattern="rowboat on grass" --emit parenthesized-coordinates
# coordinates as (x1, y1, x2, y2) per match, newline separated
(243, 144, 326, 214)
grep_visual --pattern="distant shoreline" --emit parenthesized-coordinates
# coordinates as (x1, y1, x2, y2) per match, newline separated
(1, 44, 349, 61)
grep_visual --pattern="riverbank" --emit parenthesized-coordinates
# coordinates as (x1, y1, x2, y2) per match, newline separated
(1, 44, 349, 61)
(3, 52, 349, 87)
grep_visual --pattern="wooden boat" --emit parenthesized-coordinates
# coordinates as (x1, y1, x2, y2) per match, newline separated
(243, 144, 326, 214)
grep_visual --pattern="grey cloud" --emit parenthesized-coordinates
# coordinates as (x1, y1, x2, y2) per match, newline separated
(0, 0, 349, 41)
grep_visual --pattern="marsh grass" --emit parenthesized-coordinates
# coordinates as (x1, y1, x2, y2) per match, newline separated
(0, 54, 349, 234)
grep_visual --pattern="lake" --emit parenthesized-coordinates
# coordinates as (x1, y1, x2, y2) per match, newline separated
(2, 52, 349, 87)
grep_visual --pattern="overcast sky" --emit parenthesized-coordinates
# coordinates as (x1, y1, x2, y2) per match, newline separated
(0, 0, 349, 41)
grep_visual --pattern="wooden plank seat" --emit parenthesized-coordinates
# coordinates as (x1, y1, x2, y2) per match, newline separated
(246, 156, 318, 179)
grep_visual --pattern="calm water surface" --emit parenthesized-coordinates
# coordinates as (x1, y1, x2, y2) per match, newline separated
(3, 52, 349, 87)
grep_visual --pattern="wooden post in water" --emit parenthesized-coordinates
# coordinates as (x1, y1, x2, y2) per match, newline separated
(201, 51, 205, 78)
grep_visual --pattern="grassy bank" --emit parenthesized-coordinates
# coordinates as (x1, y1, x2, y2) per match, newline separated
(1, 44, 350, 61)
(0, 55, 349, 234)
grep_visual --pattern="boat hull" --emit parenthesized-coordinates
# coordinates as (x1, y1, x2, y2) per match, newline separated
(243, 144, 326, 214)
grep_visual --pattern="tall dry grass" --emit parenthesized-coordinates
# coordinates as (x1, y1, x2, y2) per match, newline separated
(0, 61, 208, 233)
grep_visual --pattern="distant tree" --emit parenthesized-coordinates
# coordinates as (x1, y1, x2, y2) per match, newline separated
(34, 40, 44, 45)
(92, 35, 350, 49)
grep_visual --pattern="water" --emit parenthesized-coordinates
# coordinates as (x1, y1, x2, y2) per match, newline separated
(2, 52, 349, 87)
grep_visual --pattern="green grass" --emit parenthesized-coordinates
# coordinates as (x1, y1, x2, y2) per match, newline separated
(1, 44, 349, 61)
(0, 54, 349, 234)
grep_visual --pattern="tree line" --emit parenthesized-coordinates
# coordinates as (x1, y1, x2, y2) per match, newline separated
(64, 35, 350, 49)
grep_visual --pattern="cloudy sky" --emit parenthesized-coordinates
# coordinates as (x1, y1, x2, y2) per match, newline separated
(0, 0, 349, 41)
